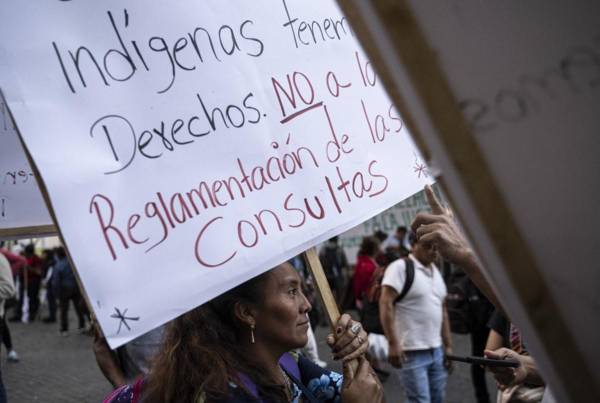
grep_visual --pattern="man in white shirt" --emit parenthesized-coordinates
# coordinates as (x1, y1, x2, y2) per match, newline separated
(412, 185, 555, 402)
(379, 232, 452, 403)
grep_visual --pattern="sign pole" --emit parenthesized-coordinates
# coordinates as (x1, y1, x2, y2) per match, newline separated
(302, 247, 340, 328)
(303, 247, 360, 372)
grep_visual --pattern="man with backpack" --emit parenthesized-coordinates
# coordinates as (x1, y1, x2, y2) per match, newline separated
(379, 231, 452, 403)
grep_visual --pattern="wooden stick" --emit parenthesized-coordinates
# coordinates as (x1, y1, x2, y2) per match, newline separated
(303, 247, 340, 328)
(303, 246, 359, 372)
(0, 225, 57, 240)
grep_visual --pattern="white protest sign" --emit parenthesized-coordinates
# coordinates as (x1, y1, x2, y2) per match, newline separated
(0, 95, 54, 239)
(0, 0, 431, 347)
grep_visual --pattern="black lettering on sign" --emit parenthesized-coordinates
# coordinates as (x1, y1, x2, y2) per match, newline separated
(0, 100, 15, 133)
(52, 9, 266, 94)
(281, 0, 353, 49)
(89, 92, 263, 175)
(0, 197, 7, 219)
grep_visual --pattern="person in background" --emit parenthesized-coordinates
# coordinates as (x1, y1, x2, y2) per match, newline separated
(467, 282, 493, 403)
(318, 236, 349, 302)
(53, 246, 86, 335)
(379, 232, 452, 403)
(105, 262, 382, 403)
(412, 185, 553, 403)
(373, 230, 392, 267)
(10, 244, 42, 322)
(352, 236, 380, 310)
(382, 226, 410, 258)
(94, 324, 167, 388)
(41, 248, 57, 323)
(443, 261, 494, 403)
(0, 243, 22, 362)
(24, 244, 42, 321)
(0, 252, 16, 403)
(485, 310, 544, 402)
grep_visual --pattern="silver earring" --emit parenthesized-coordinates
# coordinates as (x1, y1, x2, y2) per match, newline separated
(250, 323, 255, 344)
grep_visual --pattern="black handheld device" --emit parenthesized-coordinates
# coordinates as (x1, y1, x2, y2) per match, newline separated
(445, 354, 520, 368)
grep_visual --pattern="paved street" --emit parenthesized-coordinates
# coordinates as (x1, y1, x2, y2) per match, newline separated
(2, 313, 495, 403)
(3, 318, 110, 403)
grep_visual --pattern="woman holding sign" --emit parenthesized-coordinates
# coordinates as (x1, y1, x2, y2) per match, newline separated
(104, 262, 383, 403)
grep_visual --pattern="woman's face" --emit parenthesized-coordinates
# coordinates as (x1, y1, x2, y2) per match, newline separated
(254, 263, 312, 351)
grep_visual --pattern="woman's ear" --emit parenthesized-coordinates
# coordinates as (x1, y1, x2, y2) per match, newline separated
(234, 301, 256, 327)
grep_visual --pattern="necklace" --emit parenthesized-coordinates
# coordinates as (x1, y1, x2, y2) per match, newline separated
(279, 366, 294, 402)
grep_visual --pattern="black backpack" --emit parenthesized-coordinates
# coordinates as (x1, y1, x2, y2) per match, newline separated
(360, 258, 415, 335)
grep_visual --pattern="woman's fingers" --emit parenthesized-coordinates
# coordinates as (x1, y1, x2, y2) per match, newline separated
(332, 318, 360, 351)
(333, 330, 368, 360)
(334, 313, 352, 336)
(326, 333, 335, 346)
(340, 341, 368, 362)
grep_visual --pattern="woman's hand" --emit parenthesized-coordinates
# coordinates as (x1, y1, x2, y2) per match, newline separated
(326, 314, 369, 362)
(341, 356, 384, 403)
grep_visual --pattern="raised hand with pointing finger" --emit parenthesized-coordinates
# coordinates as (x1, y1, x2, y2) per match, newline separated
(411, 185, 501, 309)
(411, 185, 473, 265)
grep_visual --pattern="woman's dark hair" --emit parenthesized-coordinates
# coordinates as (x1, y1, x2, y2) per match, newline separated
(143, 268, 289, 403)
(358, 236, 380, 257)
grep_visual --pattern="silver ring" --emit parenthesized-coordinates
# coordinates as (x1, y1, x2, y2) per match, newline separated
(350, 322, 362, 335)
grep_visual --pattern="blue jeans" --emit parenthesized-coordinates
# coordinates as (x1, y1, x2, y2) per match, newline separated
(399, 347, 447, 403)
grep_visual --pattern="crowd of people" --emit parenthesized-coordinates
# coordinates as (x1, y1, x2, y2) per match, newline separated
(0, 242, 89, 336)
(0, 242, 92, 403)
(0, 240, 90, 384)
(0, 186, 554, 402)
(282, 185, 549, 403)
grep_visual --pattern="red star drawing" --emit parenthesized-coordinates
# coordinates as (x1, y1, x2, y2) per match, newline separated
(413, 162, 428, 178)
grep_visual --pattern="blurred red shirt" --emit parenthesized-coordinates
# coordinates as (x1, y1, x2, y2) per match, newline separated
(353, 255, 378, 303)
(26, 255, 43, 280)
